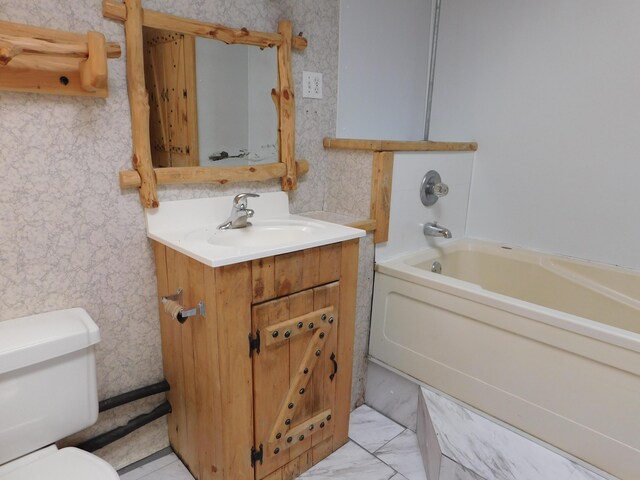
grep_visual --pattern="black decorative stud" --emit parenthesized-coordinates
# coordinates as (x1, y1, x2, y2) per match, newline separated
(299, 388, 305, 395)
(315, 349, 321, 356)
(299, 435, 305, 441)
(274, 448, 280, 454)
(287, 437, 293, 443)
(288, 402, 294, 409)
(321, 313, 327, 321)
(284, 330, 291, 338)
(272, 331, 279, 338)
(320, 422, 325, 428)
(328, 317, 334, 324)
(327, 414, 332, 421)
(297, 321, 303, 328)
(309, 424, 314, 430)
(303, 368, 309, 374)
(285, 418, 291, 425)
(319, 332, 325, 339)
(309, 322, 314, 329)
(276, 432, 282, 439)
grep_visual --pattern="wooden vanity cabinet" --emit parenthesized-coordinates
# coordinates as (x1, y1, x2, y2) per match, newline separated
(152, 239, 360, 480)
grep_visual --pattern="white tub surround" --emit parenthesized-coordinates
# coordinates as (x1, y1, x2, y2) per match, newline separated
(375, 152, 473, 263)
(370, 239, 640, 479)
(430, 0, 640, 272)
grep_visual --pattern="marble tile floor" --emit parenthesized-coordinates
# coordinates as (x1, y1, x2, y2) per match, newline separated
(119, 451, 193, 480)
(119, 404, 475, 480)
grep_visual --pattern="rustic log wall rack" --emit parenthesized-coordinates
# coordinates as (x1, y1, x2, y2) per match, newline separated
(0, 20, 121, 97)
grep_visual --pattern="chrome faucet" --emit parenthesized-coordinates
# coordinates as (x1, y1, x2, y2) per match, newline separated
(217, 193, 259, 230)
(424, 222, 452, 239)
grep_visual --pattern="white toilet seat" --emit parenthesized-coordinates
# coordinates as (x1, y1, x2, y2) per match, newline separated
(0, 445, 119, 480)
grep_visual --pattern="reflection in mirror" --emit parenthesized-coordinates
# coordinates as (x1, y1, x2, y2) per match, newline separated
(196, 38, 278, 167)
(143, 28, 278, 168)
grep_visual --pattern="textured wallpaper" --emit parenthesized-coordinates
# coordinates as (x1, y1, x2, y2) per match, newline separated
(324, 150, 374, 219)
(0, 0, 339, 469)
(318, 149, 378, 407)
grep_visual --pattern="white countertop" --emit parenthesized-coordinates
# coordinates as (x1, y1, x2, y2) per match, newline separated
(145, 192, 365, 267)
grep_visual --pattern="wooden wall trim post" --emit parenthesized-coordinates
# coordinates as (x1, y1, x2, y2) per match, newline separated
(123, 0, 159, 208)
(277, 20, 296, 191)
(370, 151, 394, 244)
(323, 137, 478, 152)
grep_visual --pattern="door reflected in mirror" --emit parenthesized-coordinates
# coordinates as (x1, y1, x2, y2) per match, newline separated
(143, 28, 278, 168)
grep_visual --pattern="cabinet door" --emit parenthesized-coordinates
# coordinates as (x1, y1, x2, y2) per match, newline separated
(251, 282, 339, 480)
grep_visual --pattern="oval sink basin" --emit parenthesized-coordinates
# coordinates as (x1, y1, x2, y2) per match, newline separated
(182, 219, 324, 249)
(208, 223, 315, 247)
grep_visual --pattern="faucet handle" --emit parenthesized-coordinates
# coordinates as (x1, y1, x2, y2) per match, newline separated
(233, 193, 260, 207)
(420, 170, 449, 206)
(429, 182, 449, 197)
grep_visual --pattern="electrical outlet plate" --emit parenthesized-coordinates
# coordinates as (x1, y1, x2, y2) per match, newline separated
(302, 71, 323, 99)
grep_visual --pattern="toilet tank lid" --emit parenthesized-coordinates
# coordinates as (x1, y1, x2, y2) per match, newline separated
(0, 308, 100, 375)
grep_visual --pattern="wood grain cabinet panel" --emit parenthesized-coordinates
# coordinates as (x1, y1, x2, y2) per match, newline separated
(252, 243, 342, 302)
(153, 240, 359, 480)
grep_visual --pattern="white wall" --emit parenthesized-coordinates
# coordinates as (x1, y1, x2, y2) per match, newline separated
(196, 40, 248, 163)
(430, 0, 640, 270)
(337, 0, 432, 140)
(196, 41, 278, 165)
(248, 47, 278, 162)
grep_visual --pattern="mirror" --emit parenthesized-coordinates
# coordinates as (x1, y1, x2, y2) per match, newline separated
(143, 27, 278, 168)
(109, 0, 306, 208)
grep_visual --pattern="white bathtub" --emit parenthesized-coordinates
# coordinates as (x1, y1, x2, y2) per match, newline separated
(369, 239, 640, 479)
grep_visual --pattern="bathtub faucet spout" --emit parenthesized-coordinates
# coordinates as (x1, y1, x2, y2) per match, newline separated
(424, 222, 452, 239)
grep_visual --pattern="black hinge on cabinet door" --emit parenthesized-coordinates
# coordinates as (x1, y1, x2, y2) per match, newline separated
(250, 444, 263, 467)
(248, 330, 261, 357)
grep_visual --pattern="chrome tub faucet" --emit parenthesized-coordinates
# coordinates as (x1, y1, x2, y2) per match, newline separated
(218, 193, 259, 230)
(424, 222, 452, 239)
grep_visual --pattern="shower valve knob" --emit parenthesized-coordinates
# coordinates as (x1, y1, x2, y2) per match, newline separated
(420, 170, 449, 206)
(430, 183, 449, 197)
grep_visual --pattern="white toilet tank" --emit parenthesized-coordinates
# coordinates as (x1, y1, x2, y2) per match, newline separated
(0, 308, 101, 466)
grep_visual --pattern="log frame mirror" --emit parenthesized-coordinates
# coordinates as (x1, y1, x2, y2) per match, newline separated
(103, 0, 308, 208)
